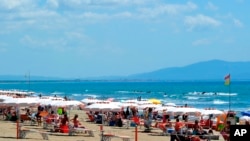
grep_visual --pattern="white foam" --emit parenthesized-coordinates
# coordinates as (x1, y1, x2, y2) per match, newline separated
(186, 96, 199, 100)
(213, 99, 228, 105)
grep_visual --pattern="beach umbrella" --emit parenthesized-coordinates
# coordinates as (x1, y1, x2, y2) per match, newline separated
(164, 102, 176, 107)
(241, 111, 250, 117)
(154, 106, 169, 112)
(81, 98, 101, 104)
(149, 99, 161, 104)
(50, 100, 84, 107)
(137, 103, 160, 110)
(119, 102, 138, 108)
(240, 116, 250, 121)
(37, 98, 53, 106)
(2, 97, 39, 106)
(84, 102, 121, 112)
(200, 109, 224, 116)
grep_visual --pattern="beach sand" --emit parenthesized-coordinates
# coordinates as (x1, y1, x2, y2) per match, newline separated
(0, 109, 225, 141)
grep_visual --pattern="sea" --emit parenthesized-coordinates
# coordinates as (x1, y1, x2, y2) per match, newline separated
(0, 80, 250, 114)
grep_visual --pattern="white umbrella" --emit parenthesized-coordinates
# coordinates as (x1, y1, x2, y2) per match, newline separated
(81, 98, 101, 104)
(84, 102, 121, 112)
(164, 103, 176, 107)
(50, 100, 83, 107)
(200, 109, 224, 116)
(2, 97, 39, 106)
(119, 102, 138, 108)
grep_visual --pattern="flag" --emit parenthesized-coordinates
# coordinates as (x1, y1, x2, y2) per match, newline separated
(224, 74, 230, 85)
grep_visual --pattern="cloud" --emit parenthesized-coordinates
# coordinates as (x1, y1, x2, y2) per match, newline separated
(46, 0, 59, 8)
(0, 43, 8, 52)
(20, 35, 68, 51)
(192, 38, 211, 46)
(138, 2, 197, 18)
(233, 18, 243, 27)
(0, 0, 35, 10)
(206, 2, 218, 11)
(184, 14, 221, 31)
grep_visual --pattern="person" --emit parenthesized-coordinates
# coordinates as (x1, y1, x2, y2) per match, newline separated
(60, 114, 69, 126)
(221, 121, 231, 141)
(58, 114, 69, 133)
(71, 114, 85, 128)
(175, 118, 184, 134)
(245, 121, 250, 125)
(10, 111, 18, 121)
(25, 109, 31, 116)
(182, 113, 188, 122)
(144, 108, 153, 131)
(125, 107, 130, 119)
(192, 120, 203, 135)
(205, 114, 213, 128)
(116, 113, 123, 127)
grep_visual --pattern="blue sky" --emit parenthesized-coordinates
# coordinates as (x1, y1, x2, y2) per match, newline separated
(0, 0, 249, 78)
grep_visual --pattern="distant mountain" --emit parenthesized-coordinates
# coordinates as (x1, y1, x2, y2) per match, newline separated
(127, 60, 250, 81)
(1, 60, 250, 81)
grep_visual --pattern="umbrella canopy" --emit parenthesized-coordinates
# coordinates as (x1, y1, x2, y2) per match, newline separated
(200, 109, 224, 116)
(81, 98, 101, 104)
(50, 100, 84, 107)
(1, 97, 39, 106)
(149, 99, 161, 104)
(84, 102, 121, 112)
(240, 116, 250, 121)
(241, 111, 250, 117)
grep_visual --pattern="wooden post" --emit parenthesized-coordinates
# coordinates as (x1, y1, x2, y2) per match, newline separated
(135, 125, 138, 141)
(100, 125, 104, 141)
(16, 120, 19, 139)
(100, 125, 103, 131)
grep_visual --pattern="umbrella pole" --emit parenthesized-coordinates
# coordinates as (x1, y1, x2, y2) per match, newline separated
(16, 105, 20, 139)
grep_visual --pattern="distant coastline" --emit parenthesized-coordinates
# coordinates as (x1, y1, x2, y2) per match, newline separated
(1, 60, 250, 81)
(0, 79, 250, 83)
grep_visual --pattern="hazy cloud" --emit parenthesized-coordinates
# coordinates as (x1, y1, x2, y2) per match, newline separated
(184, 14, 221, 31)
(0, 0, 36, 10)
(0, 43, 8, 52)
(233, 18, 243, 27)
(206, 2, 218, 11)
(192, 38, 211, 46)
(46, 0, 59, 8)
(138, 2, 197, 18)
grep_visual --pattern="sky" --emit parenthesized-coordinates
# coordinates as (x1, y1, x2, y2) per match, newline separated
(0, 0, 249, 78)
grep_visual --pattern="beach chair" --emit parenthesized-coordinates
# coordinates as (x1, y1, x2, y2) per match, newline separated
(19, 128, 49, 140)
(86, 113, 95, 122)
(20, 114, 36, 125)
(68, 125, 95, 137)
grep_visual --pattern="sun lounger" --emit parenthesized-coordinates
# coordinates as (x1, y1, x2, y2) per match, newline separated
(203, 134, 220, 141)
(101, 133, 132, 141)
(68, 125, 96, 137)
(19, 128, 49, 140)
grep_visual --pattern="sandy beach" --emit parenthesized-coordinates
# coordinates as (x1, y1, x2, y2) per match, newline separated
(0, 109, 226, 141)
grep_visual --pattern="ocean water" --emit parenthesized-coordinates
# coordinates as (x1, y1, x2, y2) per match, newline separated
(0, 81, 250, 113)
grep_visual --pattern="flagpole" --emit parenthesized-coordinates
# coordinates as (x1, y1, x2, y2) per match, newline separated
(229, 82, 231, 111)
(224, 74, 231, 111)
